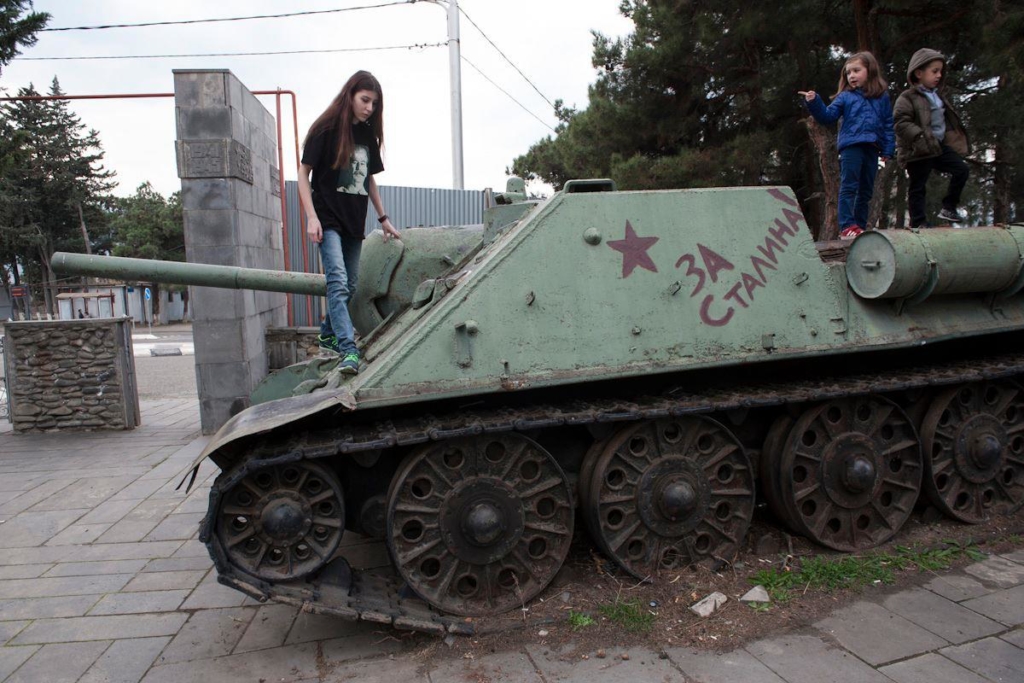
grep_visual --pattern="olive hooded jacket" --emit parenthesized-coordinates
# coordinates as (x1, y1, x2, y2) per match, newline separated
(893, 48, 970, 168)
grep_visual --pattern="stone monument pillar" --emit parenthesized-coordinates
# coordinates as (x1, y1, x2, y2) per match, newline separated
(174, 69, 286, 434)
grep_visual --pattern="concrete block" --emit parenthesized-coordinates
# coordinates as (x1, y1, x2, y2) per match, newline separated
(174, 70, 227, 108)
(226, 73, 244, 111)
(0, 595, 100, 620)
(233, 179, 254, 215)
(181, 178, 233, 211)
(180, 579, 249, 610)
(815, 601, 947, 666)
(198, 361, 253, 399)
(199, 396, 249, 434)
(193, 319, 246, 364)
(123, 569, 205, 593)
(89, 590, 190, 615)
(5, 641, 109, 683)
(43, 559, 148, 577)
(924, 573, 994, 602)
(879, 652, 990, 683)
(230, 108, 249, 148)
(527, 644, 677, 682)
(941, 636, 1024, 682)
(79, 636, 171, 683)
(0, 646, 39, 681)
(176, 106, 231, 141)
(129, 640, 322, 683)
(12, 613, 188, 645)
(191, 287, 245, 322)
(182, 209, 238, 249)
(234, 604, 298, 653)
(1003, 628, 1024, 648)
(143, 513, 204, 542)
(964, 556, 1024, 588)
(187, 245, 243, 268)
(0, 574, 131, 600)
(962, 584, 1024, 626)
(746, 634, 893, 683)
(0, 621, 29, 645)
(665, 646, 785, 683)
(882, 587, 1003, 643)
(157, 607, 255, 665)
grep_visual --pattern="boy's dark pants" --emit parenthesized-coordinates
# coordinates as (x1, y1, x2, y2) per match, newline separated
(906, 144, 969, 227)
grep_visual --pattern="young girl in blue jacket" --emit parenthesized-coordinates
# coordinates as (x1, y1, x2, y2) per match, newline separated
(800, 52, 895, 239)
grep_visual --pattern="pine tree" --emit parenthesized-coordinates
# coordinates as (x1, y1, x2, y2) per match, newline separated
(0, 78, 116, 314)
(0, 0, 48, 77)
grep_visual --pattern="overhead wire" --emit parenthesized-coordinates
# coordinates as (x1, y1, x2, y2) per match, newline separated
(39, 2, 413, 32)
(461, 56, 555, 133)
(458, 5, 555, 109)
(19, 42, 448, 61)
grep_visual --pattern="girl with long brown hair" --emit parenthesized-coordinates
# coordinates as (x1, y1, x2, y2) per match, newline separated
(298, 70, 400, 374)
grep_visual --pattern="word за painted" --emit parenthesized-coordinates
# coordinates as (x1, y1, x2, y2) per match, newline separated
(675, 208, 804, 326)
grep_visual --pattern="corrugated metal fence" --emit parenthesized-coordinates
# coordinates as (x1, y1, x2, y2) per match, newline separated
(284, 181, 485, 327)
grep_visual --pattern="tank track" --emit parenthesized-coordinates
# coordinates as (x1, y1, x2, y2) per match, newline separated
(199, 350, 1024, 635)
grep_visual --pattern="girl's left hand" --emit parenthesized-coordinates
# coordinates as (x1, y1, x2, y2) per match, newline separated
(381, 218, 401, 242)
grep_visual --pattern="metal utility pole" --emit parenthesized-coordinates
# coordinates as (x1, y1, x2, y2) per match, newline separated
(425, 0, 465, 189)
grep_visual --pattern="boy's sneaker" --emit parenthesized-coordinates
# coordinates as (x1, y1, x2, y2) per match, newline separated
(839, 226, 864, 240)
(339, 352, 360, 375)
(317, 334, 341, 355)
(937, 208, 964, 223)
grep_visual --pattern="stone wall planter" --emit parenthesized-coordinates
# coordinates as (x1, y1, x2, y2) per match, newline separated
(4, 318, 140, 433)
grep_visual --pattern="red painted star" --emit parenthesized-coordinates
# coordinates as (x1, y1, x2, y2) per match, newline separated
(607, 220, 659, 278)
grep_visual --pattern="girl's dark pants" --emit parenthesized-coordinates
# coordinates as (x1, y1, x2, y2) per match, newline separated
(906, 144, 969, 227)
(838, 143, 879, 230)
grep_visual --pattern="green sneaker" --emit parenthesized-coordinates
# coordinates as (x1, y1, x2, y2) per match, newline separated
(317, 334, 340, 355)
(339, 352, 360, 375)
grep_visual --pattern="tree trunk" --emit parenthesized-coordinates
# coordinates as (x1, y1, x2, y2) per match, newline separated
(895, 170, 907, 229)
(853, 0, 873, 51)
(868, 160, 897, 229)
(804, 118, 840, 240)
(993, 77, 1011, 224)
(77, 203, 92, 255)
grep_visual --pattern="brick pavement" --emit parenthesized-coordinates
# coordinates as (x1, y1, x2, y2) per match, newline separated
(1, 398, 1022, 682)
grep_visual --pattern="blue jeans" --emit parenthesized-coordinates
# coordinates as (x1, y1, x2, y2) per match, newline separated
(838, 143, 879, 229)
(319, 229, 362, 355)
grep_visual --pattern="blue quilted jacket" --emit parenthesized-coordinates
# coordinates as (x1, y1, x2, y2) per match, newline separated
(806, 89, 895, 158)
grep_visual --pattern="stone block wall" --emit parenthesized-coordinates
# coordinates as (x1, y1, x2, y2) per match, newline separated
(4, 319, 140, 433)
(265, 327, 321, 370)
(174, 69, 285, 434)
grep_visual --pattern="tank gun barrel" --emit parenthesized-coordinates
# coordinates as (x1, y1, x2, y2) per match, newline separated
(51, 252, 326, 296)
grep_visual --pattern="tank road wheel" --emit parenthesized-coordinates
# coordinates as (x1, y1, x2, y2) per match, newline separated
(780, 396, 922, 551)
(919, 381, 1024, 523)
(760, 415, 800, 530)
(584, 417, 754, 579)
(385, 434, 574, 616)
(215, 461, 345, 581)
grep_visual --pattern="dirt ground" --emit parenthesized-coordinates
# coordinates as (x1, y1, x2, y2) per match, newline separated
(406, 505, 1024, 664)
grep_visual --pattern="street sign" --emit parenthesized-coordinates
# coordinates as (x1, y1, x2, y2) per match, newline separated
(10, 286, 26, 298)
(144, 287, 151, 301)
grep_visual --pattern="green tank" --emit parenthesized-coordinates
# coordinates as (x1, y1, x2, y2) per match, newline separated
(53, 179, 1024, 635)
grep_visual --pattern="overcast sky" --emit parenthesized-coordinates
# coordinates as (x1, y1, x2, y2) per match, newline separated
(2, 0, 634, 198)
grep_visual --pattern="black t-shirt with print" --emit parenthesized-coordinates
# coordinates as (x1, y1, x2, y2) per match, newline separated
(301, 122, 384, 240)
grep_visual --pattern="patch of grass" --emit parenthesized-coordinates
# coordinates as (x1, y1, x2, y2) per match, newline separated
(598, 599, 656, 633)
(749, 568, 799, 603)
(568, 611, 595, 631)
(748, 601, 772, 613)
(799, 554, 897, 591)
(748, 541, 984, 600)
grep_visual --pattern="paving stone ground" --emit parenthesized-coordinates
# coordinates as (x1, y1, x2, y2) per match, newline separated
(1, 398, 1023, 682)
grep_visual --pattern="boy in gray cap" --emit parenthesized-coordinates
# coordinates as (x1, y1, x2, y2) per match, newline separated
(893, 48, 970, 227)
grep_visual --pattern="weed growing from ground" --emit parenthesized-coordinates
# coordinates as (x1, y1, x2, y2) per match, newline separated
(748, 541, 984, 601)
(598, 598, 656, 633)
(568, 611, 595, 631)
